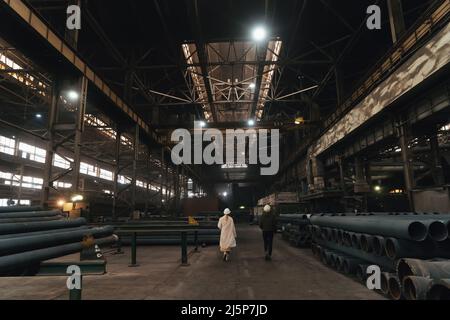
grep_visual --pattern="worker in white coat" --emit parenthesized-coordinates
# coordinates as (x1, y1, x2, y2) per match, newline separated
(217, 208, 237, 262)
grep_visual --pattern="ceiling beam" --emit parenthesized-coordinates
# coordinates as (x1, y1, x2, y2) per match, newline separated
(186, 0, 218, 122)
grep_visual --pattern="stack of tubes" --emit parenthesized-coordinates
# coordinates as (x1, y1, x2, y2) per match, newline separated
(309, 212, 450, 300)
(0, 206, 117, 276)
(278, 214, 312, 248)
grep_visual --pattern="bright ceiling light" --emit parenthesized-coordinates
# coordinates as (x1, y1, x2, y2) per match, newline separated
(374, 186, 382, 192)
(57, 199, 66, 207)
(252, 26, 267, 42)
(67, 90, 79, 101)
(248, 119, 255, 126)
(35, 113, 42, 119)
(222, 192, 228, 197)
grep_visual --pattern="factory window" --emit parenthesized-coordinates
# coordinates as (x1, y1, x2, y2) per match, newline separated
(0, 199, 11, 207)
(18, 142, 46, 163)
(136, 180, 147, 188)
(84, 114, 133, 148)
(21, 176, 43, 189)
(187, 179, 194, 198)
(80, 162, 97, 177)
(1, 172, 42, 189)
(1, 172, 20, 187)
(118, 175, 131, 185)
(0, 135, 16, 156)
(53, 154, 72, 169)
(53, 181, 72, 189)
(0, 199, 30, 207)
(0, 53, 22, 70)
(0, 172, 10, 180)
(99, 169, 114, 181)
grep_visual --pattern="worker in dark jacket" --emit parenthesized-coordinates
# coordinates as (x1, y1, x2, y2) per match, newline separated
(259, 205, 277, 261)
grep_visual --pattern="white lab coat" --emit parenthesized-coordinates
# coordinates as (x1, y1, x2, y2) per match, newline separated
(218, 215, 237, 252)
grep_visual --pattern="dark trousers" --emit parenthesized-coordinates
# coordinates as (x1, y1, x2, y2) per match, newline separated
(262, 231, 274, 256)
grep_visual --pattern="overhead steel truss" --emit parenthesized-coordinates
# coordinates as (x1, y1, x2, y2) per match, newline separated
(181, 40, 283, 122)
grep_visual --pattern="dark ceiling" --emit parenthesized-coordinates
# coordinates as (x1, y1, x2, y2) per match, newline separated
(26, 0, 434, 121)
(0, 0, 438, 190)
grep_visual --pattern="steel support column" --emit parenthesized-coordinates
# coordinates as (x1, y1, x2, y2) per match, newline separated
(65, 0, 81, 48)
(398, 121, 415, 211)
(131, 125, 139, 211)
(175, 166, 180, 215)
(41, 81, 60, 207)
(160, 147, 164, 206)
(165, 161, 169, 203)
(71, 76, 88, 194)
(387, 0, 406, 43)
(334, 66, 344, 106)
(430, 127, 445, 186)
(112, 130, 121, 221)
(145, 148, 151, 212)
(354, 157, 368, 211)
(338, 156, 346, 194)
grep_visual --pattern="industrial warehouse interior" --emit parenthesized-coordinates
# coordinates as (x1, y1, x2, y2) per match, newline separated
(0, 0, 449, 306)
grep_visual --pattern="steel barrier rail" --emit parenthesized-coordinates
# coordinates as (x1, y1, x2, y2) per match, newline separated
(116, 228, 212, 267)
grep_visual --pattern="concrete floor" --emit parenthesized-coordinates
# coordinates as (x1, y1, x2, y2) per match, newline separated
(0, 225, 384, 300)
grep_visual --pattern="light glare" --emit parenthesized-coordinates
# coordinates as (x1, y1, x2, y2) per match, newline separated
(67, 90, 79, 101)
(252, 26, 267, 41)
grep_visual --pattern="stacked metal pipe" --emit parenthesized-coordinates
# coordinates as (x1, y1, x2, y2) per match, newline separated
(398, 258, 450, 300)
(310, 212, 450, 300)
(0, 206, 116, 276)
(279, 214, 312, 247)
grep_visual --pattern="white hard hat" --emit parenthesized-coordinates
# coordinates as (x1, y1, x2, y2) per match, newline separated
(224, 208, 231, 215)
(263, 205, 271, 213)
